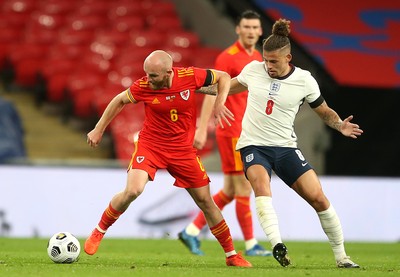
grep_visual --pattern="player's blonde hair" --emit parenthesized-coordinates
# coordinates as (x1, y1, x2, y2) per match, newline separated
(262, 18, 291, 52)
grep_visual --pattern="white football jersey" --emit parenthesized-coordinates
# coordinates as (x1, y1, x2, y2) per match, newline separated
(236, 60, 321, 149)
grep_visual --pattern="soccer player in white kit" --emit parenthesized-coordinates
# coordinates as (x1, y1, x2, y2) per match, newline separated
(226, 18, 363, 268)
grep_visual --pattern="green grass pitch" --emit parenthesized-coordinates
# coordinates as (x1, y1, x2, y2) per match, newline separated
(0, 238, 399, 276)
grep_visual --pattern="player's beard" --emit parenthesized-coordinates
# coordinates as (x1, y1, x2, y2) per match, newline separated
(149, 75, 169, 90)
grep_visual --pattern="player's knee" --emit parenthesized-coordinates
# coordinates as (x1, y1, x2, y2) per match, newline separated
(310, 193, 329, 211)
(123, 187, 143, 202)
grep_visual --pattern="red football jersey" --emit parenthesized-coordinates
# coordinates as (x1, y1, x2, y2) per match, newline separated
(214, 41, 262, 137)
(128, 67, 215, 149)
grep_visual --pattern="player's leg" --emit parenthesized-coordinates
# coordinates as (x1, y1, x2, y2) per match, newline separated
(186, 185, 252, 267)
(292, 170, 360, 268)
(84, 168, 149, 255)
(218, 136, 271, 256)
(245, 164, 290, 266)
(231, 173, 272, 256)
(179, 187, 233, 255)
(180, 135, 237, 245)
(241, 146, 290, 266)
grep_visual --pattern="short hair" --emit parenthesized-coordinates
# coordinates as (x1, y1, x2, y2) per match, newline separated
(236, 10, 261, 26)
(263, 18, 291, 52)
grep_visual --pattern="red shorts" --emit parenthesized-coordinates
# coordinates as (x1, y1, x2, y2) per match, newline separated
(216, 135, 244, 175)
(128, 141, 210, 188)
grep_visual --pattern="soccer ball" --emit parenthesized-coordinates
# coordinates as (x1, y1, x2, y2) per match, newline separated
(47, 232, 81, 263)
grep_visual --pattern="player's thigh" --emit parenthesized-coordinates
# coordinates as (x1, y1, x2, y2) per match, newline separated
(246, 164, 272, 196)
(292, 170, 329, 210)
(186, 184, 213, 207)
(240, 146, 273, 196)
(126, 168, 149, 196)
(167, 151, 210, 189)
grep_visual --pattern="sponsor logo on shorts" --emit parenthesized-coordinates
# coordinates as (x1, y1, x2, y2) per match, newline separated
(136, 156, 145, 163)
(245, 153, 254, 163)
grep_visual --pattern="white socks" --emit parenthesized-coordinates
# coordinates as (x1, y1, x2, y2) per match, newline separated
(245, 238, 258, 251)
(255, 196, 282, 247)
(318, 205, 347, 261)
(256, 196, 347, 262)
(185, 223, 201, 236)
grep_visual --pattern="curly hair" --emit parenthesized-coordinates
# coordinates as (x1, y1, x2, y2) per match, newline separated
(263, 18, 291, 52)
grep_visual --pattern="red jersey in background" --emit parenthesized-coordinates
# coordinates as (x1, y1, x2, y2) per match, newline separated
(214, 41, 262, 137)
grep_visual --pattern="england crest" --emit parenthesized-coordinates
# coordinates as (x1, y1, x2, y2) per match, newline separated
(270, 81, 281, 92)
(245, 153, 254, 163)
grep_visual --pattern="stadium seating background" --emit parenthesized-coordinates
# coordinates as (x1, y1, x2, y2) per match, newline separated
(0, 0, 221, 162)
(1, 0, 399, 176)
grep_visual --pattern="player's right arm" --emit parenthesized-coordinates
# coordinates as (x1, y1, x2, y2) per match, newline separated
(87, 89, 133, 148)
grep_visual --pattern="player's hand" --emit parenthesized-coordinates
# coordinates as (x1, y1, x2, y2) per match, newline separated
(194, 128, 207, 150)
(87, 129, 103, 147)
(340, 115, 363, 139)
(214, 105, 234, 129)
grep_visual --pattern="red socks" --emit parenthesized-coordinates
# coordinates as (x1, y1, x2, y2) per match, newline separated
(210, 219, 234, 253)
(98, 203, 123, 231)
(235, 196, 254, 241)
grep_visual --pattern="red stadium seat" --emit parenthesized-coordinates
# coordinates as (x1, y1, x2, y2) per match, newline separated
(146, 15, 182, 32)
(110, 16, 146, 33)
(8, 43, 49, 76)
(65, 70, 107, 118)
(1, 0, 37, 15)
(37, 0, 77, 16)
(75, 0, 112, 16)
(65, 14, 108, 32)
(191, 47, 222, 68)
(165, 31, 200, 50)
(110, 103, 145, 162)
(0, 27, 22, 69)
(93, 82, 130, 116)
(92, 29, 130, 52)
(129, 30, 167, 49)
(58, 28, 95, 46)
(108, 1, 144, 20)
(164, 47, 193, 67)
(142, 0, 177, 18)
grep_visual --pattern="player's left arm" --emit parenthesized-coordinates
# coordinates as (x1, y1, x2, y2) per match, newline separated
(205, 69, 234, 128)
(313, 100, 363, 139)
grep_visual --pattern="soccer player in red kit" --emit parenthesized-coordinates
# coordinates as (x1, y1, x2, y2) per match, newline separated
(84, 50, 251, 267)
(179, 11, 272, 257)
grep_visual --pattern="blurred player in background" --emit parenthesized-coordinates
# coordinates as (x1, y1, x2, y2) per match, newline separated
(224, 18, 362, 268)
(179, 10, 272, 257)
(84, 50, 252, 267)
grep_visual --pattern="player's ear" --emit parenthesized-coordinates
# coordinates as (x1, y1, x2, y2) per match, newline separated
(235, 25, 240, 35)
(286, 53, 292, 62)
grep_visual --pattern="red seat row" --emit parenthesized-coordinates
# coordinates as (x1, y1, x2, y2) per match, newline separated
(0, 0, 221, 162)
